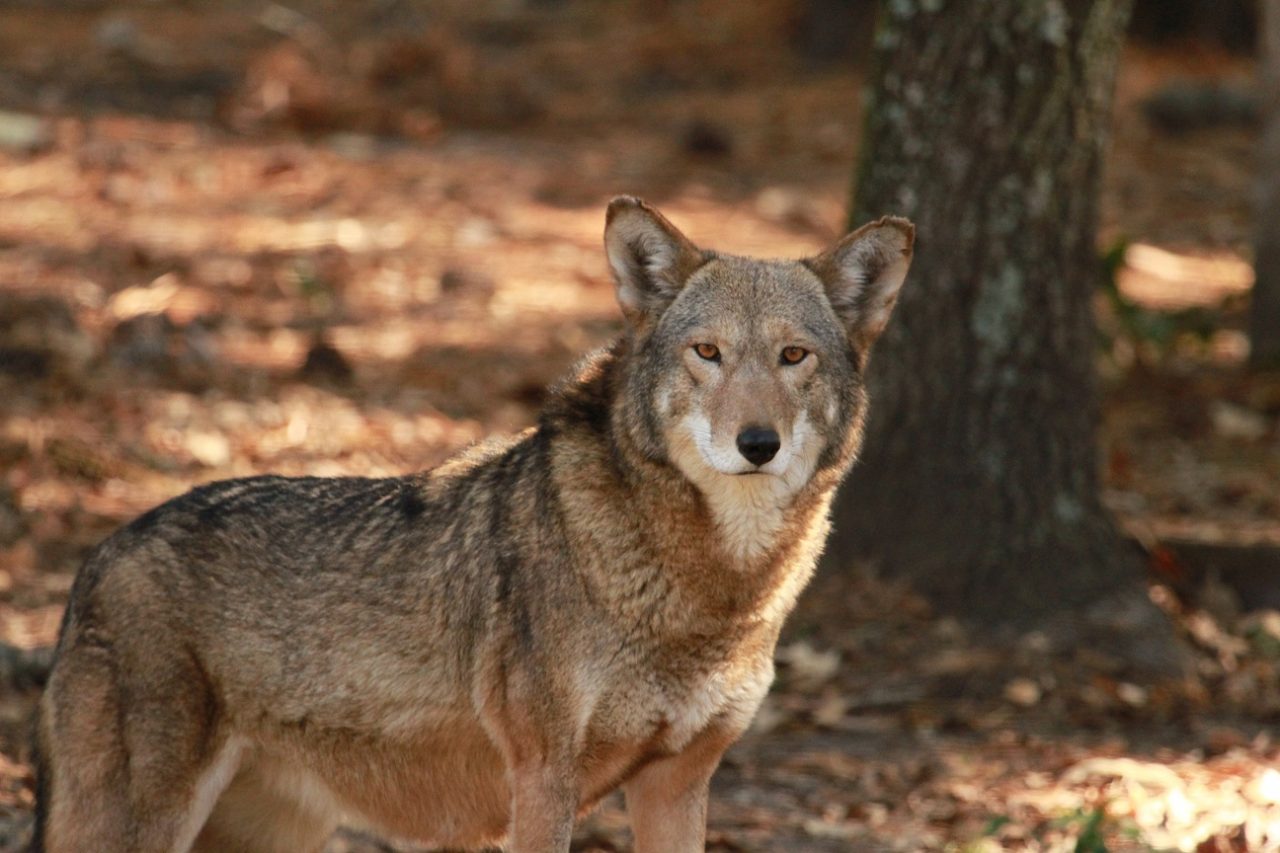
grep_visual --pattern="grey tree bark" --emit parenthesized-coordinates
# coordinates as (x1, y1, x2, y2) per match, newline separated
(1254, 0, 1280, 369)
(827, 0, 1179, 668)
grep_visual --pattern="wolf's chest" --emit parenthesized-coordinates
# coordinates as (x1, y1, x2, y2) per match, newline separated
(591, 651, 773, 756)
(572, 661, 767, 803)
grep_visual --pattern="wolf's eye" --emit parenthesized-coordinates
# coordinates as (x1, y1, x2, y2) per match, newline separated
(780, 346, 809, 365)
(693, 343, 721, 362)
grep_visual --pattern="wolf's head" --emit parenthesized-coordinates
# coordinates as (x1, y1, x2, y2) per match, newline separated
(604, 196, 913, 560)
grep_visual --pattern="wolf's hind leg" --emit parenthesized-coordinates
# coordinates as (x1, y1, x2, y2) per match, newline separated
(37, 640, 231, 853)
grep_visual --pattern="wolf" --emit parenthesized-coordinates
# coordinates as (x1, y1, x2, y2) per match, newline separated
(33, 197, 913, 853)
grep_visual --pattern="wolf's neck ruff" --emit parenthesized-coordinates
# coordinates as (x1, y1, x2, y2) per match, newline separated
(690, 464, 792, 562)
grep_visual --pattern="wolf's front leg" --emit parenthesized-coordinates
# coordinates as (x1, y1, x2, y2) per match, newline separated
(508, 763, 578, 853)
(623, 727, 735, 853)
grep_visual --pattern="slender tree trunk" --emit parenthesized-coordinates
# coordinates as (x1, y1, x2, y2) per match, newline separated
(1254, 0, 1280, 369)
(827, 0, 1177, 668)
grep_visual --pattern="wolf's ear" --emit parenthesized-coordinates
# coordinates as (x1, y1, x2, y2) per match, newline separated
(807, 216, 914, 355)
(604, 196, 704, 327)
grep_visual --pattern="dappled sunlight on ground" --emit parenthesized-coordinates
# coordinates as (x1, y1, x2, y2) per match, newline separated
(0, 2, 1277, 849)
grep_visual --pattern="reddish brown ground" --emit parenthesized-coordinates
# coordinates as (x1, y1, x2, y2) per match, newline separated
(0, 2, 1277, 850)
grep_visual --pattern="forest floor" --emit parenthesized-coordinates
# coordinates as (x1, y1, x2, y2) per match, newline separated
(0, 2, 1278, 850)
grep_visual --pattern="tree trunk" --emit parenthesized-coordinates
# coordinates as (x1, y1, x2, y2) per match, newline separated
(1254, 0, 1280, 370)
(827, 0, 1177, 667)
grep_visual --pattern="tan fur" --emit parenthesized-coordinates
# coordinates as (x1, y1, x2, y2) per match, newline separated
(34, 198, 913, 853)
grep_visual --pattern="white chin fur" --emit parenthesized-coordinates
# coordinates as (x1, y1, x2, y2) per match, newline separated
(668, 413, 821, 562)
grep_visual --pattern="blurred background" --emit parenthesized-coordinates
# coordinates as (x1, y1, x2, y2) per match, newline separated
(0, 1, 1278, 850)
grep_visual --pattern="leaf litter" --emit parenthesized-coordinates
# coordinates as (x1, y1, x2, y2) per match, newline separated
(0, 2, 1277, 850)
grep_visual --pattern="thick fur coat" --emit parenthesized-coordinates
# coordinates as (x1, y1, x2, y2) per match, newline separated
(34, 197, 913, 853)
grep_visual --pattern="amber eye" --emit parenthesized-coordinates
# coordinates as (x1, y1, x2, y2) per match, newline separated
(780, 346, 809, 365)
(693, 343, 721, 362)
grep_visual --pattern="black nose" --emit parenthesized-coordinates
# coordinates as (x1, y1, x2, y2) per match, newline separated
(736, 427, 781, 466)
